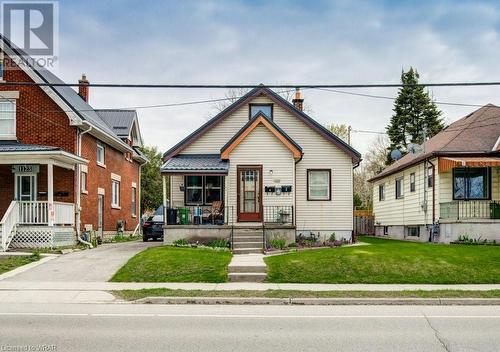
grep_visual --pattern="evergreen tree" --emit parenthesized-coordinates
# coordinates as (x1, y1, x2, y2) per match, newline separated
(386, 68, 444, 164)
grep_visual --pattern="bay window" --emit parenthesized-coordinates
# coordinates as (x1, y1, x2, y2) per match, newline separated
(307, 169, 331, 201)
(185, 176, 223, 205)
(453, 167, 490, 200)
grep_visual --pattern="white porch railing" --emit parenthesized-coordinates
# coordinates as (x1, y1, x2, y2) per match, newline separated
(18, 201, 75, 225)
(1, 201, 19, 251)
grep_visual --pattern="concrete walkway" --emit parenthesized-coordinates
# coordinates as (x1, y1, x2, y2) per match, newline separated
(228, 254, 267, 282)
(0, 281, 499, 292)
(1, 241, 159, 282)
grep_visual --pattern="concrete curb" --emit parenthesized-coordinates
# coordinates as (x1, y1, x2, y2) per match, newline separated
(133, 296, 500, 305)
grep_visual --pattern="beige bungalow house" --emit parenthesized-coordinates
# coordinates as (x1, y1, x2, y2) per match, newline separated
(369, 104, 500, 243)
(160, 86, 361, 253)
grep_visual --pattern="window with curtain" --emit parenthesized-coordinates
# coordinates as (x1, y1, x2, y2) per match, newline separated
(453, 168, 490, 200)
(307, 170, 331, 200)
(0, 99, 16, 138)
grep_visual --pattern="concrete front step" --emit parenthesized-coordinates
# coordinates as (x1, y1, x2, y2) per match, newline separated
(232, 248, 262, 254)
(233, 232, 263, 238)
(232, 236, 263, 242)
(228, 265, 267, 273)
(228, 272, 267, 282)
(233, 241, 263, 249)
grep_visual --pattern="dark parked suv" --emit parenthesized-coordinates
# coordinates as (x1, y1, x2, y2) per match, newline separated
(142, 205, 164, 241)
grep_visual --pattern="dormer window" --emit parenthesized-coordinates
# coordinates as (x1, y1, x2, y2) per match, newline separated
(249, 104, 273, 120)
(0, 99, 16, 139)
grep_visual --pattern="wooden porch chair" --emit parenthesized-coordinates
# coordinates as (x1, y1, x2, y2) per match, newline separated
(208, 201, 224, 224)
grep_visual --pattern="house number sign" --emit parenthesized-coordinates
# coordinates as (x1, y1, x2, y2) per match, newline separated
(11, 165, 40, 173)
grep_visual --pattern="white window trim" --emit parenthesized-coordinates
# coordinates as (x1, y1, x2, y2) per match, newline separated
(96, 142, 106, 167)
(395, 177, 404, 199)
(111, 179, 121, 209)
(81, 170, 88, 194)
(307, 169, 331, 201)
(131, 185, 137, 218)
(98, 187, 105, 195)
(0, 96, 18, 140)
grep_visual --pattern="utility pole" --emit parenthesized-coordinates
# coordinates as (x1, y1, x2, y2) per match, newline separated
(348, 125, 352, 145)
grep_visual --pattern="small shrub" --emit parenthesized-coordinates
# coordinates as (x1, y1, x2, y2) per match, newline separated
(207, 239, 229, 248)
(269, 237, 286, 250)
(287, 242, 298, 248)
(173, 238, 188, 246)
(328, 233, 336, 242)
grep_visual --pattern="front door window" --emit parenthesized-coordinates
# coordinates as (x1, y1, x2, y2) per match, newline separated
(238, 167, 262, 221)
(16, 174, 36, 201)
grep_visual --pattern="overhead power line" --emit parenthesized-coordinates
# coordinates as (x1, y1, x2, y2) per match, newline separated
(2, 81, 500, 89)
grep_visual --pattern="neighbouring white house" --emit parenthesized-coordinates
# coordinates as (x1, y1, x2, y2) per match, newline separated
(369, 104, 500, 243)
(160, 86, 361, 252)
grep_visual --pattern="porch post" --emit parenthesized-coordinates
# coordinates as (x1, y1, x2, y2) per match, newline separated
(162, 174, 168, 223)
(47, 163, 54, 226)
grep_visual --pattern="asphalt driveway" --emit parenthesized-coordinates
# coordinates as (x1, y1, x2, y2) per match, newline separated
(4, 241, 160, 282)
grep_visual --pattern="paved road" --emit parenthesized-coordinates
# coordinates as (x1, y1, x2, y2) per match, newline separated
(4, 241, 159, 282)
(0, 303, 498, 351)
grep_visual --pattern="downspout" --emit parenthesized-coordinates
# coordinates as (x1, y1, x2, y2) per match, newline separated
(427, 159, 436, 242)
(76, 122, 93, 248)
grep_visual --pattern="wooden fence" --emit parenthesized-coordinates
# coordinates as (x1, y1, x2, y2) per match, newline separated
(353, 209, 374, 235)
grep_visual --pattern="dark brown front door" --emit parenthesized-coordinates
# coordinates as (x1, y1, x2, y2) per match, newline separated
(237, 166, 262, 222)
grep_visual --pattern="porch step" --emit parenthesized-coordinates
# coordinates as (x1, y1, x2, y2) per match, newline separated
(232, 241, 263, 249)
(232, 235, 262, 242)
(228, 272, 266, 282)
(228, 264, 267, 273)
(232, 248, 262, 254)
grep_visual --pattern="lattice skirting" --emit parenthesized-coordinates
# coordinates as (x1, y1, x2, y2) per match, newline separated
(10, 226, 76, 249)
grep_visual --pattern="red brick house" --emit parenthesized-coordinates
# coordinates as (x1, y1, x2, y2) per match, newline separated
(0, 35, 147, 251)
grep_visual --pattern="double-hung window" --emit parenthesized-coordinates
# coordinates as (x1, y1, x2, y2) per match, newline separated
(427, 166, 434, 188)
(96, 142, 105, 166)
(395, 177, 404, 199)
(0, 99, 16, 139)
(410, 173, 416, 192)
(453, 167, 490, 200)
(111, 180, 120, 208)
(307, 169, 331, 201)
(185, 176, 223, 205)
(378, 184, 385, 201)
(81, 171, 88, 193)
(131, 186, 137, 217)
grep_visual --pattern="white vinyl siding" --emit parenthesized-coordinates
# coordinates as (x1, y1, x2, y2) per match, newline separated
(225, 124, 295, 223)
(373, 159, 439, 226)
(181, 96, 354, 232)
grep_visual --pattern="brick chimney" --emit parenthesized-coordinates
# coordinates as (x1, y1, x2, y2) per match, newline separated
(78, 74, 89, 102)
(292, 88, 304, 111)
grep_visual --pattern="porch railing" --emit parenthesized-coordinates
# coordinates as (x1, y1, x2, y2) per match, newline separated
(18, 201, 75, 225)
(263, 205, 294, 224)
(0, 201, 19, 251)
(165, 206, 234, 226)
(440, 200, 500, 220)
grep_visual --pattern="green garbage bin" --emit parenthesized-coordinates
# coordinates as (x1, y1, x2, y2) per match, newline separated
(178, 208, 190, 225)
(490, 202, 500, 219)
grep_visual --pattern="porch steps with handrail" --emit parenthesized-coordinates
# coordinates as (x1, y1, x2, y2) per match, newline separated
(231, 228, 264, 255)
(0, 201, 19, 252)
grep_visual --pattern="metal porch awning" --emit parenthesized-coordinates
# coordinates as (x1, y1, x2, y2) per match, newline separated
(161, 154, 229, 175)
(438, 156, 500, 173)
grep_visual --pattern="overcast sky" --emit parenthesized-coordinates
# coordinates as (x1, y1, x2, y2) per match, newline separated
(52, 0, 500, 155)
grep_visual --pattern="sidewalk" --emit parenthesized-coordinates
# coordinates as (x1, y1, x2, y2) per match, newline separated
(1, 281, 499, 292)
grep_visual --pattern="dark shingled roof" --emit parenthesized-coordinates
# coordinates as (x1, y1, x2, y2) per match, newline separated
(95, 109, 137, 137)
(161, 154, 229, 173)
(369, 104, 500, 182)
(0, 141, 60, 152)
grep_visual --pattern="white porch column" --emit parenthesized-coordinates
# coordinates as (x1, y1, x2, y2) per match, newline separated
(162, 174, 168, 222)
(47, 163, 54, 226)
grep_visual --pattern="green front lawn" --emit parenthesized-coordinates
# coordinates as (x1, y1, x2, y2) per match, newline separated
(0, 254, 40, 275)
(111, 247, 232, 283)
(113, 288, 500, 301)
(265, 236, 500, 284)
